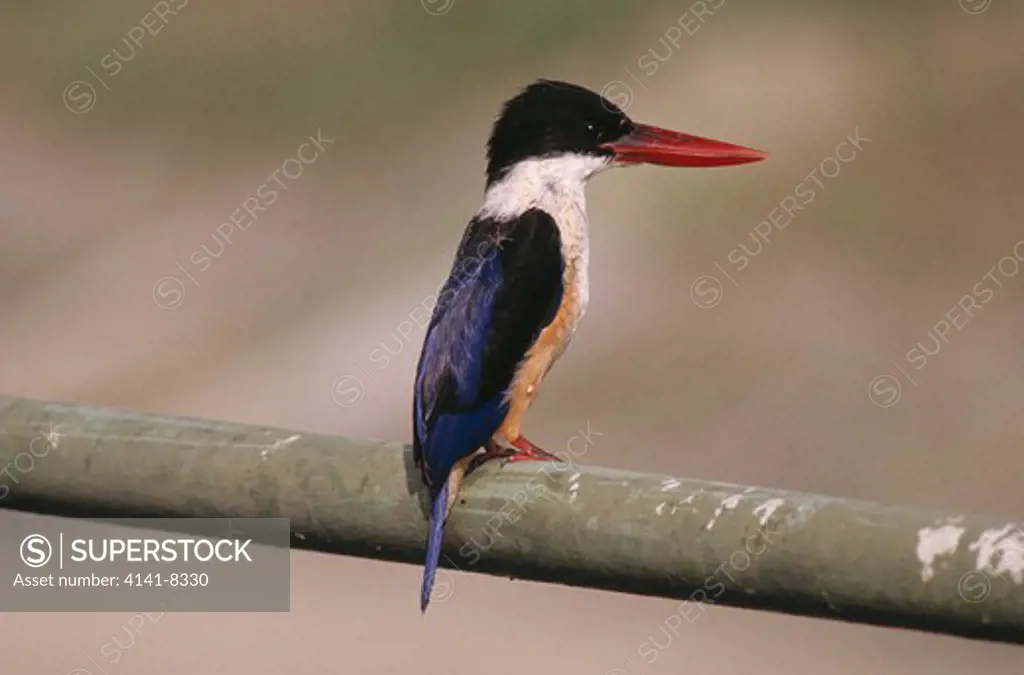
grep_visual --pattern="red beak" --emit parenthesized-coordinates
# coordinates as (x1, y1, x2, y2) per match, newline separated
(603, 123, 767, 167)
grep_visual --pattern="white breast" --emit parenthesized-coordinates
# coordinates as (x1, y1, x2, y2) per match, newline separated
(557, 197, 590, 336)
(479, 154, 610, 334)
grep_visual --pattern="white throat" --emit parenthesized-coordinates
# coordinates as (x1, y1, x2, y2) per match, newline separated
(478, 154, 610, 222)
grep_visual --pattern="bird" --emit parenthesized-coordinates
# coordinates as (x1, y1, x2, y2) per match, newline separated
(412, 78, 766, 612)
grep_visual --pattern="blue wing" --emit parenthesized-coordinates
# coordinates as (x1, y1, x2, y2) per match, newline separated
(412, 249, 509, 494)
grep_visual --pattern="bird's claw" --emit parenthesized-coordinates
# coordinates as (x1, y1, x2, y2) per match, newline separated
(466, 436, 563, 475)
(504, 436, 563, 463)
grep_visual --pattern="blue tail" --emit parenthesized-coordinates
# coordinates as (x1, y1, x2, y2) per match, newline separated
(420, 480, 449, 613)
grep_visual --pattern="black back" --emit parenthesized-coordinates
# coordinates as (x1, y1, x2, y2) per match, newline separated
(485, 79, 635, 186)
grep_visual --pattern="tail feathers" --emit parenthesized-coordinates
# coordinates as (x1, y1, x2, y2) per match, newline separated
(420, 480, 449, 614)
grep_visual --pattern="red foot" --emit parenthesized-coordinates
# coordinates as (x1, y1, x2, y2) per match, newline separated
(504, 436, 562, 463)
(466, 437, 562, 475)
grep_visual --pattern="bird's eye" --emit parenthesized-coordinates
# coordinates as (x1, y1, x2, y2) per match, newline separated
(585, 123, 596, 134)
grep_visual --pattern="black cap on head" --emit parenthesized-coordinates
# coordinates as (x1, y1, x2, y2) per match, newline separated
(485, 79, 634, 186)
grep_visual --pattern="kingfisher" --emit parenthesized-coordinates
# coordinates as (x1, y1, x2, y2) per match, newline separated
(413, 78, 766, 612)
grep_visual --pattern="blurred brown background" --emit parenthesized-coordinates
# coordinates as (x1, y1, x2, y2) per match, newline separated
(2, 0, 1023, 672)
